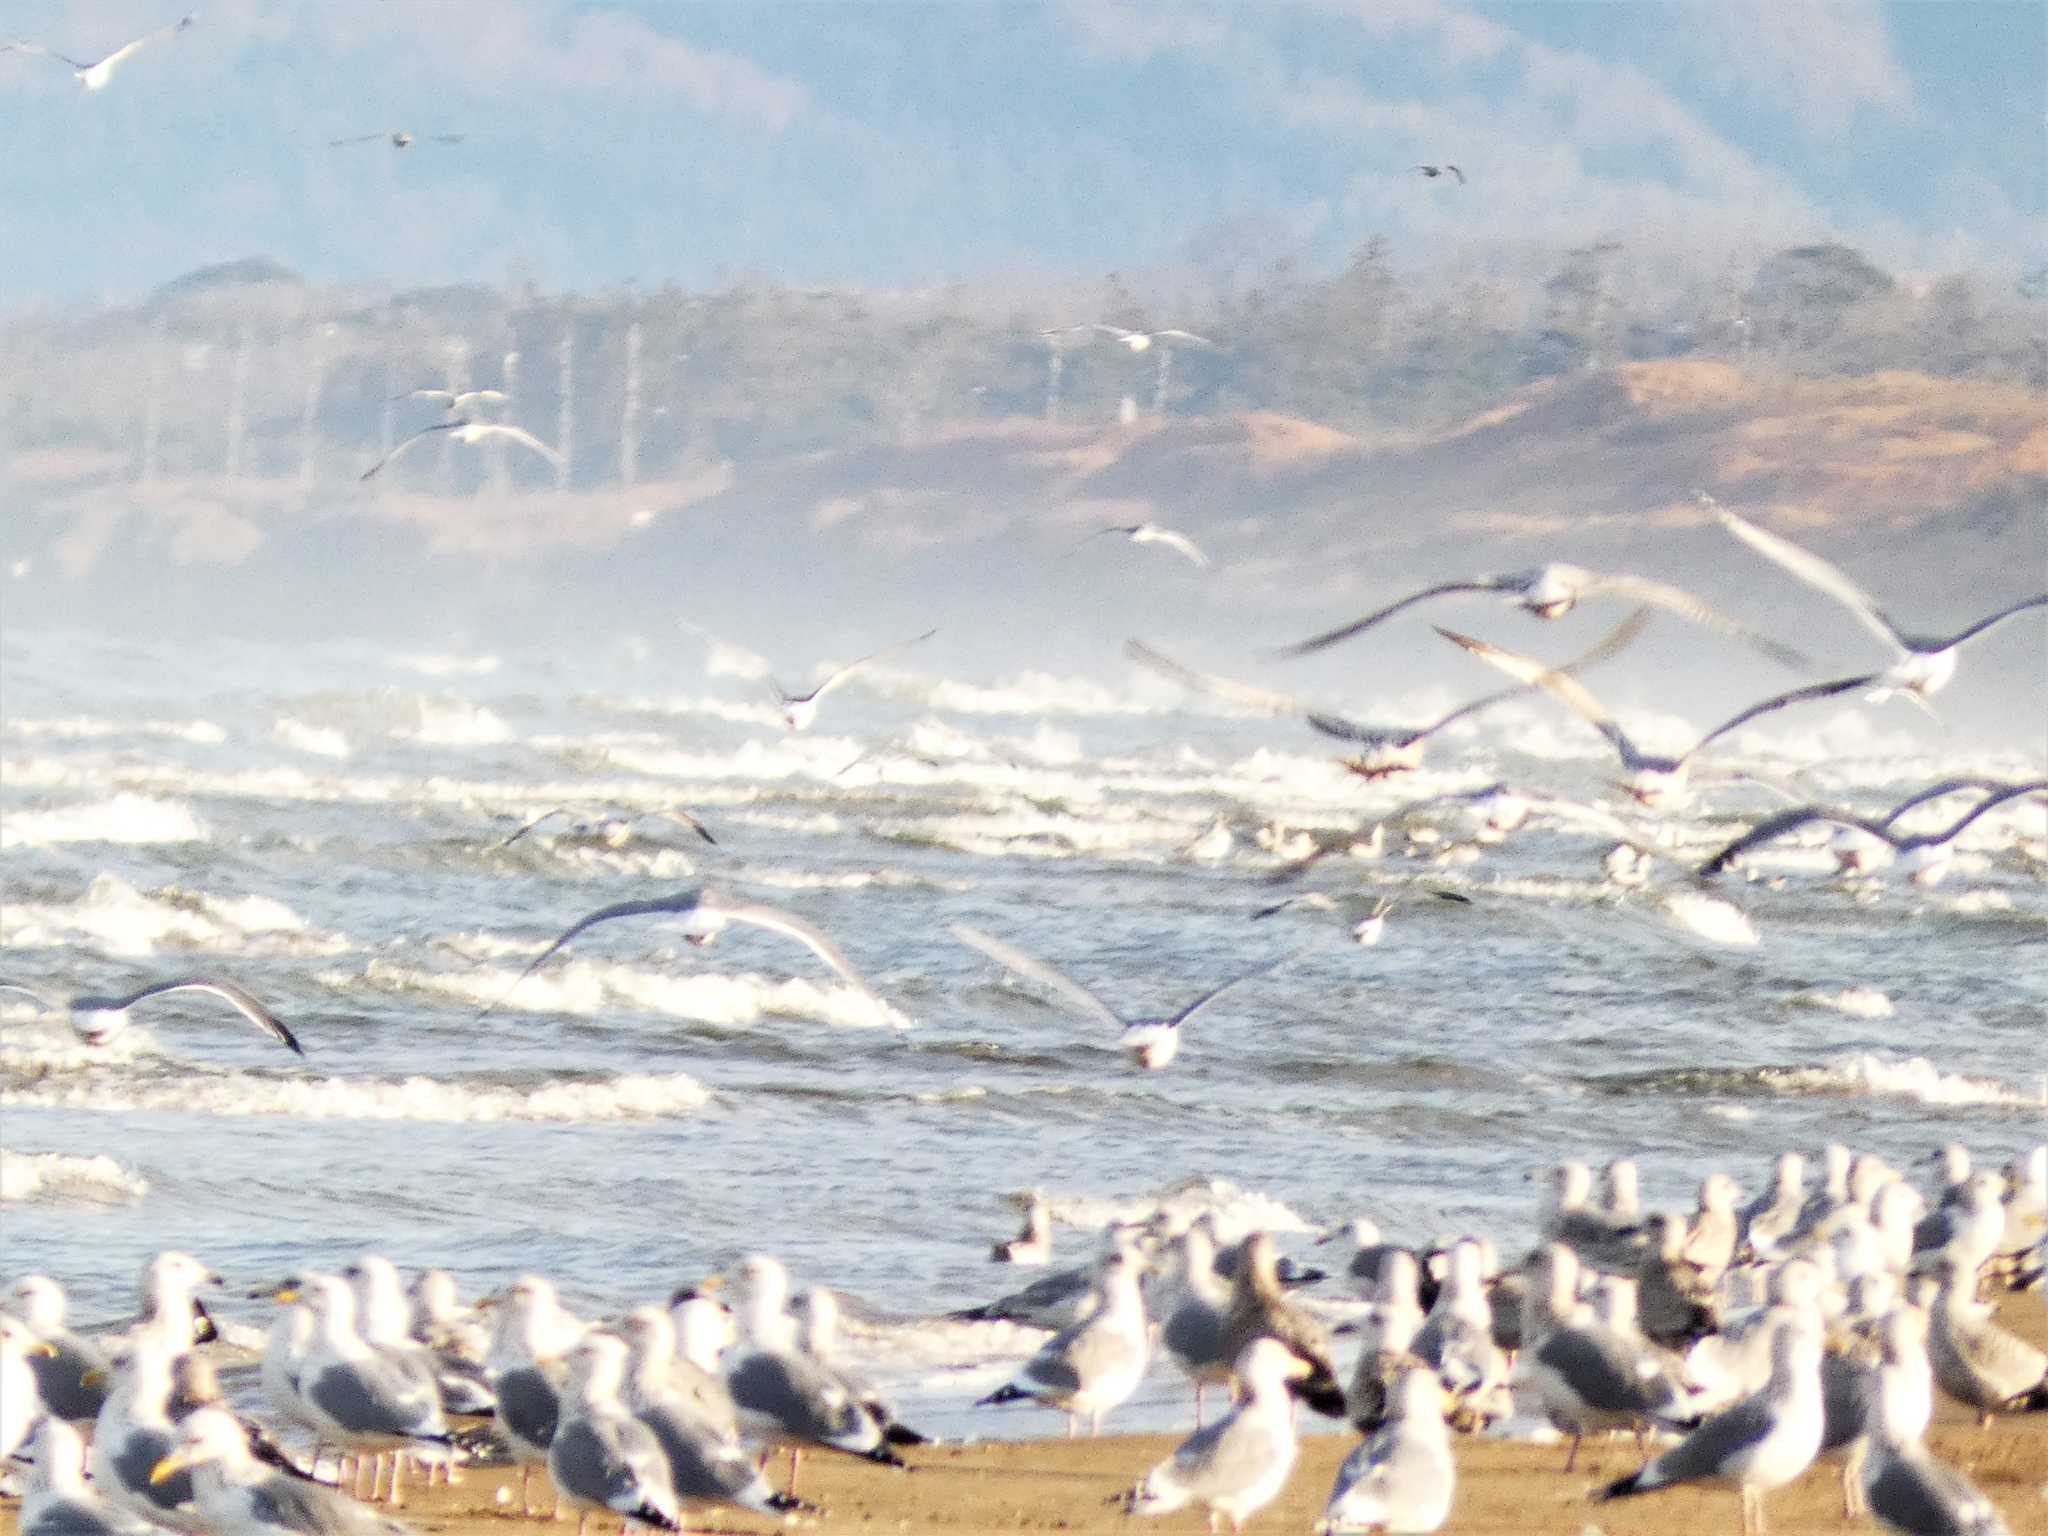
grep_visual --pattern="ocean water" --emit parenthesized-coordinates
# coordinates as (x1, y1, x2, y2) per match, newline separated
(2, 623, 2043, 1435)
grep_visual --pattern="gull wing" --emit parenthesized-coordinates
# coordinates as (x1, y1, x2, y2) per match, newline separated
(1406, 604, 1647, 744)
(478, 424, 565, 467)
(331, 133, 389, 147)
(642, 808, 718, 846)
(1877, 776, 2034, 830)
(1084, 323, 1138, 341)
(1167, 955, 1290, 1029)
(1921, 592, 2048, 653)
(1139, 527, 1210, 566)
(1696, 808, 1886, 877)
(1580, 571, 1808, 667)
(483, 890, 708, 1015)
(0, 982, 62, 1011)
(1906, 780, 2048, 849)
(1150, 330, 1219, 348)
(1677, 674, 1874, 764)
(808, 628, 938, 703)
(491, 806, 577, 850)
(359, 422, 456, 481)
(951, 924, 1125, 1032)
(1714, 509, 1905, 654)
(1446, 165, 1466, 184)
(78, 978, 303, 1055)
(1125, 639, 1311, 718)
(1434, 624, 1638, 765)
(704, 900, 882, 1000)
(1271, 579, 1515, 658)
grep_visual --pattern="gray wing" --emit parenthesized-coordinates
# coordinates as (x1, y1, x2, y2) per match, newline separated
(1714, 509, 1904, 653)
(809, 628, 938, 701)
(1924, 593, 2048, 653)
(1271, 579, 1514, 657)
(484, 890, 706, 1014)
(1125, 638, 1312, 718)
(551, 1418, 667, 1512)
(1863, 1443, 2011, 1536)
(709, 900, 882, 1000)
(78, 978, 302, 1054)
(1435, 623, 1641, 766)
(28, 1331, 112, 1421)
(1169, 1410, 1289, 1501)
(952, 924, 1125, 1031)
(0, 982, 63, 1011)
(359, 423, 456, 481)
(1034, 1312, 1140, 1396)
(1168, 956, 1289, 1029)
(248, 1475, 394, 1536)
(1909, 781, 2048, 850)
(1162, 1296, 1228, 1375)
(728, 1350, 870, 1446)
(1582, 572, 1807, 666)
(23, 1493, 161, 1536)
(636, 1400, 762, 1506)
(1536, 1328, 1673, 1414)
(306, 1357, 441, 1438)
(494, 1365, 560, 1452)
(1698, 807, 1889, 876)
(1646, 1394, 1776, 1485)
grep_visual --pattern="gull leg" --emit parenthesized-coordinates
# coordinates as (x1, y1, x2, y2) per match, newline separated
(389, 1453, 406, 1508)
(1563, 1431, 1582, 1473)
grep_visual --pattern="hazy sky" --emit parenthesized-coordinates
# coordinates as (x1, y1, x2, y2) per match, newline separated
(3, 1, 2042, 303)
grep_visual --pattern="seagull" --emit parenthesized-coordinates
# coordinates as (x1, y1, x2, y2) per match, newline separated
(992, 1192, 1054, 1265)
(1317, 1358, 1457, 1535)
(1251, 893, 1395, 946)
(1126, 1338, 1311, 1530)
(951, 922, 1285, 1070)
(976, 1246, 1151, 1437)
(0, 977, 302, 1054)
(1274, 562, 1806, 666)
(10, 1275, 113, 1424)
(1079, 523, 1209, 567)
(149, 1408, 410, 1536)
(333, 131, 466, 150)
(1715, 505, 2048, 705)
(482, 886, 888, 1018)
(358, 421, 563, 481)
(769, 628, 937, 730)
(393, 387, 504, 413)
(489, 803, 716, 852)
(2, 1315, 55, 1465)
(4, 15, 193, 91)
(1128, 609, 1645, 779)
(1082, 324, 1219, 352)
(21, 1418, 160, 1536)
(1414, 164, 1466, 184)
(548, 1334, 684, 1536)
(1436, 624, 1864, 809)
(1698, 780, 2047, 882)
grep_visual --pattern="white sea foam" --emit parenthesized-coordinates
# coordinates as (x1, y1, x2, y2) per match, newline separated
(344, 957, 904, 1030)
(1038, 1176, 1316, 1243)
(1762, 1054, 2037, 1107)
(1787, 985, 1896, 1018)
(394, 696, 511, 745)
(273, 717, 352, 757)
(0, 793, 208, 848)
(0, 1012, 165, 1071)
(0, 1150, 150, 1204)
(386, 651, 502, 678)
(0, 873, 338, 958)
(3, 715, 226, 745)
(1, 1069, 713, 1123)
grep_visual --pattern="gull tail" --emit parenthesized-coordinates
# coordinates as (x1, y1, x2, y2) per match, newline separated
(629, 1502, 681, 1532)
(975, 1383, 1032, 1407)
(882, 1423, 930, 1446)
(859, 1443, 909, 1468)
(765, 1492, 820, 1514)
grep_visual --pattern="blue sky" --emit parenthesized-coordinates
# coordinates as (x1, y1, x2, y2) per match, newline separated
(2, 1, 2041, 303)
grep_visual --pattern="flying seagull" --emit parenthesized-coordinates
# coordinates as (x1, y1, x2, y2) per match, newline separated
(1415, 164, 1466, 184)
(332, 131, 466, 150)
(1129, 606, 1646, 779)
(1714, 504, 2047, 705)
(770, 628, 937, 731)
(952, 922, 1285, 1070)
(393, 387, 506, 413)
(1273, 562, 1806, 667)
(482, 887, 888, 1019)
(489, 804, 716, 852)
(1081, 325, 1219, 353)
(0, 978, 302, 1054)
(358, 420, 563, 481)
(1080, 523, 1209, 568)
(1437, 625, 1865, 810)
(4, 14, 193, 91)
(1697, 779, 2048, 882)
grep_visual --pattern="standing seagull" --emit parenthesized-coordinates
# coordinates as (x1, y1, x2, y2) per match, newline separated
(0, 977, 301, 1054)
(1127, 1338, 1312, 1531)
(1414, 164, 1466, 184)
(1079, 522, 1210, 567)
(548, 1335, 682, 1536)
(483, 886, 888, 1017)
(976, 1247, 1151, 1437)
(149, 1410, 410, 1536)
(1715, 506, 2048, 706)
(1273, 561, 1805, 666)
(358, 421, 563, 481)
(769, 628, 937, 730)
(951, 923, 1284, 1070)
(3, 15, 193, 90)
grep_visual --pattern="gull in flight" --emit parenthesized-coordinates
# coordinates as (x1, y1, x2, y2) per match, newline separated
(0, 977, 302, 1054)
(394, 387, 506, 414)
(1273, 562, 1806, 666)
(482, 887, 888, 1018)
(3, 14, 193, 91)
(1044, 324, 1219, 353)
(1415, 163, 1466, 184)
(770, 628, 936, 730)
(489, 803, 716, 852)
(952, 922, 1285, 1070)
(1130, 608, 1644, 779)
(1251, 893, 1395, 946)
(1697, 779, 2047, 884)
(1438, 625, 1864, 810)
(358, 420, 563, 481)
(1081, 524, 1209, 567)
(1714, 503, 2047, 707)
(332, 131, 466, 150)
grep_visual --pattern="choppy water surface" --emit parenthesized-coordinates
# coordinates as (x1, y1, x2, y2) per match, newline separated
(3, 625, 2042, 1430)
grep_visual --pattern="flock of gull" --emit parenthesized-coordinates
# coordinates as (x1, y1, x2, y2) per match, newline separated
(2, 1142, 2044, 1536)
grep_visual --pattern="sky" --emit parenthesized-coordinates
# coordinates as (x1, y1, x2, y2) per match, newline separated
(1, 0, 2042, 305)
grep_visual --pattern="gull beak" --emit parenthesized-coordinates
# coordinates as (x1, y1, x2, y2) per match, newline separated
(150, 1448, 195, 1485)
(29, 1339, 59, 1358)
(696, 1273, 727, 1294)
(81, 1365, 107, 1384)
